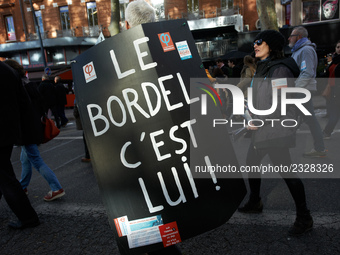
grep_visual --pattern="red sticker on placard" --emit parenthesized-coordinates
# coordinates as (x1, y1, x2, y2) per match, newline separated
(158, 222, 181, 247)
(158, 32, 176, 52)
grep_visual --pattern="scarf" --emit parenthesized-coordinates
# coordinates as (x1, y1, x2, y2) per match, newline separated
(291, 37, 309, 52)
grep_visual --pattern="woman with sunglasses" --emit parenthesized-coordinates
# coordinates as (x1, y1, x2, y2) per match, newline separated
(238, 30, 313, 236)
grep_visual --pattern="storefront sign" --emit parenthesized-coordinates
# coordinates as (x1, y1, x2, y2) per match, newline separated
(188, 14, 244, 32)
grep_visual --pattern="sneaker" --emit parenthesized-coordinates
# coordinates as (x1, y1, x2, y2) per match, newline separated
(81, 157, 91, 162)
(323, 132, 331, 140)
(61, 121, 69, 127)
(44, 189, 65, 202)
(288, 215, 313, 236)
(8, 218, 40, 229)
(303, 149, 326, 158)
(23, 188, 28, 195)
(238, 200, 263, 213)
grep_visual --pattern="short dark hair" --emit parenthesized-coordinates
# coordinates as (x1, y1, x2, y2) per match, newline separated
(270, 49, 284, 60)
(4, 59, 25, 77)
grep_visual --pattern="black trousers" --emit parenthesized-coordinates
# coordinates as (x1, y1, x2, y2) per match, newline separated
(246, 144, 308, 214)
(0, 145, 39, 223)
(49, 105, 61, 128)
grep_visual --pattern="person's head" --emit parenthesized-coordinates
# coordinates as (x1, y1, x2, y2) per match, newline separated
(42, 74, 49, 81)
(227, 59, 236, 68)
(288, 26, 308, 48)
(54, 76, 61, 83)
(243, 55, 255, 66)
(125, 0, 155, 29)
(212, 67, 224, 78)
(3, 59, 25, 77)
(216, 59, 224, 68)
(326, 53, 333, 63)
(253, 30, 285, 61)
(335, 40, 340, 55)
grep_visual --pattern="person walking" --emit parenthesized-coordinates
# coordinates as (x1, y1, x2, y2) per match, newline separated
(39, 74, 61, 128)
(236, 55, 256, 98)
(216, 58, 231, 77)
(54, 76, 69, 127)
(238, 30, 313, 236)
(288, 26, 326, 158)
(227, 58, 242, 82)
(323, 40, 340, 139)
(0, 61, 40, 229)
(4, 59, 65, 202)
(321, 53, 334, 118)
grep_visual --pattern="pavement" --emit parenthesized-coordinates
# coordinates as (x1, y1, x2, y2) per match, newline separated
(1, 95, 340, 255)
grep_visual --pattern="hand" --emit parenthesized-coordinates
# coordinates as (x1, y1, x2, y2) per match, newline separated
(247, 121, 258, 130)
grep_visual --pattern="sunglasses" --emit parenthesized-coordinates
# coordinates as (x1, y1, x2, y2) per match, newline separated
(253, 39, 263, 46)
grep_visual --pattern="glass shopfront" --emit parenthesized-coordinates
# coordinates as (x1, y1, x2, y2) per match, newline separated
(302, 0, 339, 23)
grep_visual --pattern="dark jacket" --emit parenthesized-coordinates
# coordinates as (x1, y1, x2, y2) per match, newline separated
(38, 79, 57, 109)
(336, 64, 340, 78)
(220, 65, 231, 77)
(0, 62, 31, 147)
(251, 57, 300, 149)
(55, 82, 68, 106)
(21, 78, 45, 145)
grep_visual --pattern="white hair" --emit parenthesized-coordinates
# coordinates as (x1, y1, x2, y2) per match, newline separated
(294, 26, 308, 38)
(125, 0, 155, 28)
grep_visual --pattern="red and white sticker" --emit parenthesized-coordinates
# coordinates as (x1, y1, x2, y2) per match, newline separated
(114, 216, 131, 237)
(158, 32, 176, 52)
(158, 222, 181, 247)
(83, 61, 97, 83)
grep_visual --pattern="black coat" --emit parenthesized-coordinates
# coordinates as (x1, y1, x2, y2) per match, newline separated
(55, 82, 68, 106)
(0, 62, 30, 147)
(251, 57, 300, 149)
(336, 64, 340, 78)
(38, 79, 57, 109)
(21, 78, 45, 145)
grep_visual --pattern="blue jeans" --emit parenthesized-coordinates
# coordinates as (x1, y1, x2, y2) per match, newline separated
(20, 144, 62, 191)
(296, 93, 325, 152)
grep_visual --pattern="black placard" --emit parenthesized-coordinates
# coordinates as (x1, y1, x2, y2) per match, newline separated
(71, 19, 246, 255)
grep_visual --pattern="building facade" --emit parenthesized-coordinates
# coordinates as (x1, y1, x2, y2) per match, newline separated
(1, 0, 339, 77)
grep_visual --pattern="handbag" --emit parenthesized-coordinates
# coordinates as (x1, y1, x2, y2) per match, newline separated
(41, 116, 60, 143)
